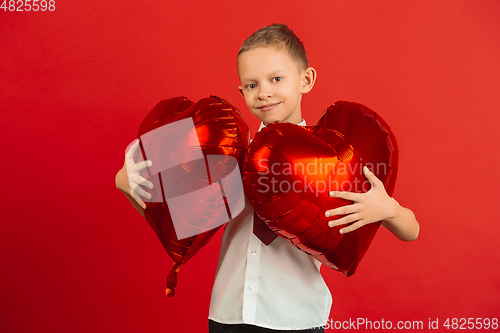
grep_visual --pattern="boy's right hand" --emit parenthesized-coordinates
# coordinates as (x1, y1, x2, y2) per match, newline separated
(115, 139, 154, 209)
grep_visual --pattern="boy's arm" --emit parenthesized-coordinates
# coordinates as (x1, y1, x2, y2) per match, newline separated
(381, 202, 419, 241)
(325, 166, 419, 241)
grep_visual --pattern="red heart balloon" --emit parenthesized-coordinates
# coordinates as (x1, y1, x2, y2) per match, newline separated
(133, 96, 249, 296)
(243, 101, 398, 276)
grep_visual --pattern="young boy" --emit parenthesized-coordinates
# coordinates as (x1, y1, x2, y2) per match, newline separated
(115, 23, 419, 332)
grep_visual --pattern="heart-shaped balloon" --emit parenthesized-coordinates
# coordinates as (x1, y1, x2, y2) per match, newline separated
(243, 101, 398, 276)
(132, 96, 249, 296)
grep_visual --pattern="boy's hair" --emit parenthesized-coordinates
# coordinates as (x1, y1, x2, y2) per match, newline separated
(237, 23, 309, 72)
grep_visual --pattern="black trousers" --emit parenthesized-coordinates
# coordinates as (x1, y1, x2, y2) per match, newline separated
(209, 320, 325, 333)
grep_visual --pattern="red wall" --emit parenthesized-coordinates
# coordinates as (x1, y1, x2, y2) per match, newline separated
(1, 1, 499, 332)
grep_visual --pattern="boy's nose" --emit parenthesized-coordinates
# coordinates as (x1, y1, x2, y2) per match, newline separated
(258, 87, 273, 99)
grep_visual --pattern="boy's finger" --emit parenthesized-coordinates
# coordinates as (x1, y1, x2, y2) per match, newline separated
(328, 213, 360, 227)
(363, 166, 382, 186)
(328, 191, 358, 201)
(134, 185, 152, 200)
(138, 177, 154, 189)
(133, 160, 153, 171)
(129, 174, 154, 189)
(325, 203, 358, 217)
(126, 139, 140, 160)
(338, 220, 364, 234)
(132, 192, 147, 210)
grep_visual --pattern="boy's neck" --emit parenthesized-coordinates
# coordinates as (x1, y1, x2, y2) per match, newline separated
(263, 118, 305, 126)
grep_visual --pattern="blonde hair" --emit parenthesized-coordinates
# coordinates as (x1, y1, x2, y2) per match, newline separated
(238, 23, 309, 72)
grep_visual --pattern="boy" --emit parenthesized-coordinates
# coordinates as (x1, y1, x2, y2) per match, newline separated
(115, 23, 419, 332)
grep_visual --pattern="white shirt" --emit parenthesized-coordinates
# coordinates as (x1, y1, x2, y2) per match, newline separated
(208, 119, 332, 330)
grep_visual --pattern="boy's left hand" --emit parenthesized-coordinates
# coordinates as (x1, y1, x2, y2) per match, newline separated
(325, 166, 398, 234)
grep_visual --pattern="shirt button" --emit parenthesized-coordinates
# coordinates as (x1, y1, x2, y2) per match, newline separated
(248, 284, 254, 290)
(251, 250, 258, 256)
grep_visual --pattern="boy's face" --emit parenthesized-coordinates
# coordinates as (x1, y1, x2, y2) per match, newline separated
(238, 47, 315, 125)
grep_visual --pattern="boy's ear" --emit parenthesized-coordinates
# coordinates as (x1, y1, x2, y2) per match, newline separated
(238, 86, 245, 98)
(301, 67, 317, 94)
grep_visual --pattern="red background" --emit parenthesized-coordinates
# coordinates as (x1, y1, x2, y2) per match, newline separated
(1, 0, 499, 332)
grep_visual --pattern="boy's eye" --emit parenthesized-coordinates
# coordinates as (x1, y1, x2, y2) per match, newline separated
(246, 83, 256, 89)
(272, 77, 283, 82)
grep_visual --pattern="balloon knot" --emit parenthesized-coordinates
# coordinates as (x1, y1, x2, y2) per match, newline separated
(165, 288, 175, 297)
(165, 262, 183, 297)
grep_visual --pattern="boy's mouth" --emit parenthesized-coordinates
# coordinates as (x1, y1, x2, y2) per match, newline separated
(257, 102, 282, 112)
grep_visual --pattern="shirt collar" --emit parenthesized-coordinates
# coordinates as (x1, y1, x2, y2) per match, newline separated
(257, 119, 307, 132)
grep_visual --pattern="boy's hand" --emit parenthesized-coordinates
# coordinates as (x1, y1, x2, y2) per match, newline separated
(115, 139, 154, 209)
(325, 166, 398, 234)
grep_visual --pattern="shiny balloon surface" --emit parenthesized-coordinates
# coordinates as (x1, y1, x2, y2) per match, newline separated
(243, 101, 398, 276)
(135, 96, 249, 296)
